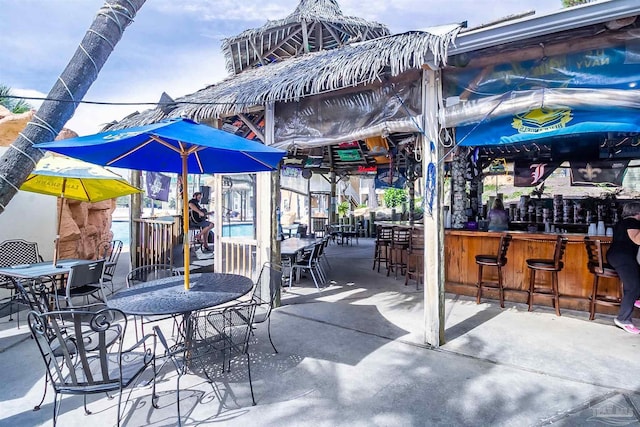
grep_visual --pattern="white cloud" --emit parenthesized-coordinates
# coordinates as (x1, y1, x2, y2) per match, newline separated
(3, 0, 564, 136)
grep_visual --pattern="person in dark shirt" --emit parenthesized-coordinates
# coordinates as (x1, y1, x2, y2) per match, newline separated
(188, 192, 214, 252)
(606, 201, 640, 334)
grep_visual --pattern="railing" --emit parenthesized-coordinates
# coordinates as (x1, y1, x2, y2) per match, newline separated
(220, 237, 258, 279)
(131, 216, 259, 279)
(132, 217, 181, 269)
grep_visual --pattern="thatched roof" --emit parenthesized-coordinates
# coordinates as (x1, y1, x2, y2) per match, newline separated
(222, 0, 390, 74)
(105, 26, 461, 131)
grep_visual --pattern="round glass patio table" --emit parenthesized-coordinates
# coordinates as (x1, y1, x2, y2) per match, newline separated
(107, 272, 253, 316)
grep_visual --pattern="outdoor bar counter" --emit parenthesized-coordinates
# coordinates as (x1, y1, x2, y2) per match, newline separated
(445, 230, 618, 314)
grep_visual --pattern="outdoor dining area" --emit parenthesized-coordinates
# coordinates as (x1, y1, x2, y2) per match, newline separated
(0, 238, 284, 426)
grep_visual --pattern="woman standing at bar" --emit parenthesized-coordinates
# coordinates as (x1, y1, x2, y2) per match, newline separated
(606, 201, 640, 334)
(487, 198, 509, 231)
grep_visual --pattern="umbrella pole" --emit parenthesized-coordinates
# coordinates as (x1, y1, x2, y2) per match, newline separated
(182, 156, 190, 290)
(53, 180, 67, 267)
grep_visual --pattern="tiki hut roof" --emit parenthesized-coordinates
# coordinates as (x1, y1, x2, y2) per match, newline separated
(222, 0, 390, 74)
(104, 26, 461, 131)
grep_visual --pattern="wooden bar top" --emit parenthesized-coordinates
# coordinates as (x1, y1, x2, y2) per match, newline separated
(446, 229, 612, 242)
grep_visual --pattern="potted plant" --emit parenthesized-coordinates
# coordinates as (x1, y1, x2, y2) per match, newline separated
(337, 201, 350, 218)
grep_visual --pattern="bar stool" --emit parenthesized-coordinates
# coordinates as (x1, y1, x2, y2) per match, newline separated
(526, 235, 568, 316)
(372, 226, 393, 273)
(584, 237, 622, 320)
(475, 233, 512, 308)
(405, 229, 425, 290)
(388, 228, 411, 279)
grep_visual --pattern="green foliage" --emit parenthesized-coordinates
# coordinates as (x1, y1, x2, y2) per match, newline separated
(383, 188, 407, 208)
(0, 84, 32, 113)
(337, 201, 350, 217)
(562, 0, 594, 7)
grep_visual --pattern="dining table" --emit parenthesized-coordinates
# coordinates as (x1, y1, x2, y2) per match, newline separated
(107, 272, 254, 346)
(0, 258, 93, 281)
(0, 258, 97, 313)
(281, 237, 321, 260)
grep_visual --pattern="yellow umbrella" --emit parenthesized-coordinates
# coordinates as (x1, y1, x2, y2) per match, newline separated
(20, 154, 142, 265)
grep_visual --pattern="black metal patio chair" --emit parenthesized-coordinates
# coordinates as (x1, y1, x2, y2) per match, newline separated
(97, 239, 123, 294)
(154, 301, 257, 425)
(28, 307, 157, 426)
(53, 260, 106, 309)
(0, 239, 46, 323)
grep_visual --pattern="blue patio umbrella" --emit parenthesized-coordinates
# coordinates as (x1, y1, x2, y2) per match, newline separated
(38, 118, 287, 289)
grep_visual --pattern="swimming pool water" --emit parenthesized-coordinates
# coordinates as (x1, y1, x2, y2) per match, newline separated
(111, 221, 254, 246)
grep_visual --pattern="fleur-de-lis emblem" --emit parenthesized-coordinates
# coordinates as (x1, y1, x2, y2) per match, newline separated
(578, 163, 602, 181)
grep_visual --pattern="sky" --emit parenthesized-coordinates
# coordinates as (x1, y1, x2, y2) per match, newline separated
(1, 0, 565, 136)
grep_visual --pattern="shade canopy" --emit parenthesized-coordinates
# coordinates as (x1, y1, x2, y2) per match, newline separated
(37, 118, 286, 174)
(21, 154, 142, 202)
(20, 154, 142, 266)
(37, 118, 287, 290)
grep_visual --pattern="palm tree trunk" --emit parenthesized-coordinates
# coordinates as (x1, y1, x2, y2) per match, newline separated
(0, 0, 146, 213)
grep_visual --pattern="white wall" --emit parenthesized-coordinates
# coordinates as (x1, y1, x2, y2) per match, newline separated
(0, 148, 57, 260)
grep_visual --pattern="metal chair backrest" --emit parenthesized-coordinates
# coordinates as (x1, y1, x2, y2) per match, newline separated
(126, 264, 180, 288)
(553, 236, 569, 269)
(28, 307, 126, 391)
(0, 239, 43, 286)
(97, 240, 123, 273)
(28, 306, 156, 425)
(496, 234, 513, 264)
(13, 278, 52, 313)
(252, 262, 283, 320)
(296, 224, 308, 238)
(64, 260, 106, 305)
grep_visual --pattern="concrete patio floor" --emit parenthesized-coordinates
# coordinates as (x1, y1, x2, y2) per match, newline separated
(1, 238, 640, 426)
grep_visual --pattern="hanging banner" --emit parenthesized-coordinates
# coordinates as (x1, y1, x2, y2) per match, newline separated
(145, 171, 171, 201)
(443, 45, 640, 146)
(456, 107, 640, 146)
(375, 167, 406, 189)
(274, 72, 422, 148)
(570, 160, 629, 187)
(444, 46, 640, 101)
(513, 161, 560, 187)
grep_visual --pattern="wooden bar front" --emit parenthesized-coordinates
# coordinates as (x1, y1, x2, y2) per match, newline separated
(445, 230, 620, 314)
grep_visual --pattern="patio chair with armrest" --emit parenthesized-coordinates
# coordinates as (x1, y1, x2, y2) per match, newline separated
(14, 273, 118, 411)
(0, 239, 46, 323)
(154, 301, 258, 426)
(28, 307, 157, 426)
(97, 240, 123, 294)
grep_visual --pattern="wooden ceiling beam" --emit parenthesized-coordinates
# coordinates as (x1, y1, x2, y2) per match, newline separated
(237, 113, 265, 142)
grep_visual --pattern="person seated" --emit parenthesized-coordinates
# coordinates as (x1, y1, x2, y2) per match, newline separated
(188, 191, 214, 252)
